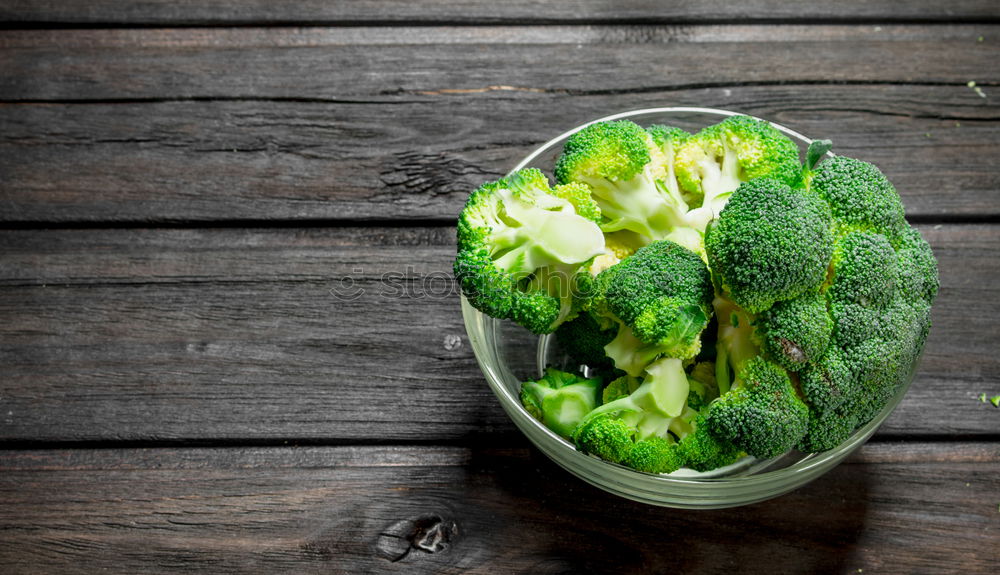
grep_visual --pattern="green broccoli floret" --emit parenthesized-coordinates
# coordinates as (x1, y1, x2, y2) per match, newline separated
(705, 357, 809, 459)
(797, 402, 860, 453)
(828, 231, 899, 309)
(572, 364, 703, 473)
(454, 168, 606, 334)
(894, 226, 940, 305)
(676, 415, 744, 472)
(756, 292, 833, 372)
(554, 311, 618, 373)
(675, 115, 803, 229)
(705, 178, 835, 313)
(597, 240, 715, 361)
(809, 155, 906, 238)
(602, 374, 639, 404)
(520, 368, 603, 438)
(799, 346, 854, 415)
(554, 120, 702, 251)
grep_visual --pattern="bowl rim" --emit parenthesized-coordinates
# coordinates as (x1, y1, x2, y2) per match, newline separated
(463, 106, 915, 488)
(511, 106, 817, 173)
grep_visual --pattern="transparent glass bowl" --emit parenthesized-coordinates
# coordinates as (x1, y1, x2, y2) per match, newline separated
(460, 107, 918, 509)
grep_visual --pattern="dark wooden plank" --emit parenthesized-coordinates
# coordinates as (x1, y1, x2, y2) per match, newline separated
(1, 84, 997, 223)
(1, 1, 998, 25)
(0, 224, 995, 442)
(0, 26, 997, 101)
(0, 443, 997, 573)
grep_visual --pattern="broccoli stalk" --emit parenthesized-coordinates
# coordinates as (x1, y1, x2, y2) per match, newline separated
(520, 368, 603, 438)
(712, 295, 759, 394)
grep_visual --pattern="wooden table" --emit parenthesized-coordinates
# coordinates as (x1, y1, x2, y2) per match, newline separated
(1, 2, 998, 572)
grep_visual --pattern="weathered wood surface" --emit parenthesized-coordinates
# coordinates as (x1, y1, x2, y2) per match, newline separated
(2, 26, 996, 103)
(2, 84, 998, 223)
(0, 224, 995, 442)
(0, 443, 997, 574)
(1, 7, 999, 573)
(2, 1, 998, 25)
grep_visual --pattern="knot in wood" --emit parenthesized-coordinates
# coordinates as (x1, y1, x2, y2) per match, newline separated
(375, 514, 458, 562)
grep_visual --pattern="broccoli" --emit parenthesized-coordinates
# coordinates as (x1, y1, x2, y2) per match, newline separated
(705, 178, 835, 313)
(675, 115, 803, 229)
(572, 363, 709, 473)
(756, 292, 834, 372)
(554, 120, 702, 252)
(572, 362, 741, 474)
(705, 357, 809, 459)
(596, 240, 715, 359)
(520, 368, 603, 438)
(809, 155, 906, 238)
(458, 115, 938, 475)
(554, 311, 619, 375)
(454, 168, 606, 334)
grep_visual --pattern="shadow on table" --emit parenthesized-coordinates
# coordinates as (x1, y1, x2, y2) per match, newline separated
(466, 447, 872, 575)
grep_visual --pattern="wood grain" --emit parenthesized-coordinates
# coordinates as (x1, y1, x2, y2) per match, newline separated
(1, 85, 997, 223)
(1, 1, 998, 25)
(0, 26, 996, 102)
(0, 443, 997, 574)
(0, 224, 994, 442)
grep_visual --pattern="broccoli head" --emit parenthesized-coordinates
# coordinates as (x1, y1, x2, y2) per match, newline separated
(755, 292, 833, 372)
(597, 240, 715, 360)
(705, 178, 834, 313)
(454, 168, 606, 334)
(705, 357, 809, 459)
(555, 120, 702, 251)
(675, 115, 803, 228)
(809, 155, 906, 238)
(572, 359, 705, 473)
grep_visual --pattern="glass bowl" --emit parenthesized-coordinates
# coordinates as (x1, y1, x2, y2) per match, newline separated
(459, 107, 919, 509)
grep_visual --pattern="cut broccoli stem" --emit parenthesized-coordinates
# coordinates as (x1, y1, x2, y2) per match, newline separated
(712, 296, 760, 391)
(716, 346, 731, 395)
(684, 146, 744, 230)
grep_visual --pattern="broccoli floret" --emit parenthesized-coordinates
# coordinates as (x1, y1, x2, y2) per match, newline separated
(676, 415, 744, 472)
(555, 120, 702, 251)
(705, 357, 809, 459)
(894, 226, 940, 305)
(572, 360, 705, 473)
(675, 115, 803, 229)
(705, 178, 835, 313)
(602, 374, 639, 404)
(798, 402, 860, 453)
(520, 368, 603, 438)
(828, 231, 899, 310)
(809, 155, 906, 238)
(454, 168, 606, 334)
(756, 292, 833, 372)
(554, 311, 618, 372)
(799, 346, 854, 415)
(597, 240, 715, 361)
